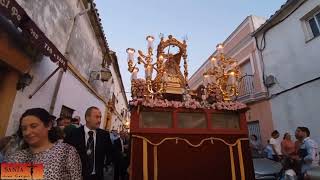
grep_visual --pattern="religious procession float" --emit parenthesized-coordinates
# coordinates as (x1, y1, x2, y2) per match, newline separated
(126, 35, 254, 180)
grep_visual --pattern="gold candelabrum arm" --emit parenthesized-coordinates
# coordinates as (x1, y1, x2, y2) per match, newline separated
(146, 79, 165, 95)
(128, 35, 187, 99)
(140, 49, 165, 72)
(127, 60, 135, 73)
(203, 45, 240, 102)
(183, 54, 188, 84)
(128, 43, 167, 99)
(216, 74, 239, 101)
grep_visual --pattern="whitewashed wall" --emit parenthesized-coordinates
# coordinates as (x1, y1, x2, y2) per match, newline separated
(270, 79, 320, 144)
(256, 0, 320, 144)
(53, 70, 106, 127)
(258, 0, 320, 95)
(109, 62, 128, 131)
(6, 58, 59, 135)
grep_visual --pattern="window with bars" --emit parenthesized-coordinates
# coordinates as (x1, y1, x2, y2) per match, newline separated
(306, 10, 320, 39)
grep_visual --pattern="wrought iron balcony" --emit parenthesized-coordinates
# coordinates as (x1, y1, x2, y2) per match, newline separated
(239, 75, 255, 96)
(236, 74, 269, 103)
(236, 74, 255, 102)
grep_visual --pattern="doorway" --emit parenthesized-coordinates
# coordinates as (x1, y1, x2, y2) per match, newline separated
(247, 120, 262, 142)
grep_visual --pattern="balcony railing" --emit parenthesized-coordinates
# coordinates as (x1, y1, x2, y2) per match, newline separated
(238, 74, 255, 98)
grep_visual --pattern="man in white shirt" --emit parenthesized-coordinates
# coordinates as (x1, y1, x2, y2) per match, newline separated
(269, 130, 282, 161)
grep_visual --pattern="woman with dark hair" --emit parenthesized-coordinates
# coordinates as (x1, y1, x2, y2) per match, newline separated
(6, 108, 82, 180)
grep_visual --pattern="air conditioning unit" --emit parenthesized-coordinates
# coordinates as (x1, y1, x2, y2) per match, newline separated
(265, 75, 276, 88)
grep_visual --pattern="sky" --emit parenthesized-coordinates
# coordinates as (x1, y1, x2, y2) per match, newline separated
(95, 0, 286, 97)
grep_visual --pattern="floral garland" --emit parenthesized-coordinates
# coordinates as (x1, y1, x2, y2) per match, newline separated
(132, 79, 147, 98)
(129, 98, 247, 111)
(207, 84, 223, 102)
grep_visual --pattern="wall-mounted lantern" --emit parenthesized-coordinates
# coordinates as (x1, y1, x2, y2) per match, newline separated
(89, 67, 112, 82)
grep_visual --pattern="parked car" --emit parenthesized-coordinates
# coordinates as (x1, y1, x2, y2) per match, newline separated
(253, 158, 282, 180)
(305, 166, 320, 180)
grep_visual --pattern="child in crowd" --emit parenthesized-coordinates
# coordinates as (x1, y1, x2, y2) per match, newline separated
(264, 140, 274, 160)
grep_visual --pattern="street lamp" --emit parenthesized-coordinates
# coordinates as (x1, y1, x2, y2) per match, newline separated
(100, 67, 112, 82)
(89, 67, 112, 82)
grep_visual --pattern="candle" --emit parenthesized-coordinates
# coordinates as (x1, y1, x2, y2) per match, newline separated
(211, 57, 217, 68)
(230, 72, 235, 84)
(158, 55, 164, 66)
(128, 54, 133, 61)
(159, 55, 164, 61)
(216, 43, 224, 54)
(131, 68, 138, 80)
(146, 35, 154, 49)
(126, 48, 135, 62)
(203, 74, 209, 86)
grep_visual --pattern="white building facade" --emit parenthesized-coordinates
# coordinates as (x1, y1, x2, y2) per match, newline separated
(253, 0, 320, 143)
(106, 52, 129, 131)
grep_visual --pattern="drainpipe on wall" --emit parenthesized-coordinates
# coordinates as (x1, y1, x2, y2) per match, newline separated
(49, 3, 91, 114)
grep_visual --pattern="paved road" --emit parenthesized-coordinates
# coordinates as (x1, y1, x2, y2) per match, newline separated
(104, 165, 114, 180)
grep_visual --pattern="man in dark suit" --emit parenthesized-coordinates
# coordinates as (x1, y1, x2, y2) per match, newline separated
(113, 131, 130, 180)
(65, 106, 113, 180)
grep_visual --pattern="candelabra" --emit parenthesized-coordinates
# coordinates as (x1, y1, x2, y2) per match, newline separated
(203, 43, 240, 101)
(127, 36, 167, 99)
